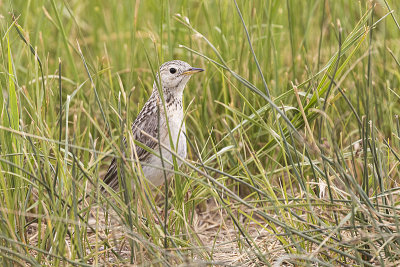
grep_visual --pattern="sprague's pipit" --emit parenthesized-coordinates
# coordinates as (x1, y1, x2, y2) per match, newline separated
(103, 60, 204, 189)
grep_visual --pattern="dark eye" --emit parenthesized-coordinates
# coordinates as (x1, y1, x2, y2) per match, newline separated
(169, 68, 177, 74)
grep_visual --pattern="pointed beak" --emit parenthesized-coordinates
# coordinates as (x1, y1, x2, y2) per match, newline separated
(182, 67, 205, 76)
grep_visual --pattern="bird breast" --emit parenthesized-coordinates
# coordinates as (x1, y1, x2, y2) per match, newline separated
(142, 107, 186, 187)
(162, 106, 187, 159)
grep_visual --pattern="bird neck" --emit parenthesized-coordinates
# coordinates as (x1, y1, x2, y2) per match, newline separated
(152, 83, 184, 105)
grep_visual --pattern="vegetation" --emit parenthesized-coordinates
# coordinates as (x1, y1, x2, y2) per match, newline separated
(1, 0, 400, 266)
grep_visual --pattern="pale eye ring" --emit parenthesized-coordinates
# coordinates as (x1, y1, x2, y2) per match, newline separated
(169, 68, 177, 74)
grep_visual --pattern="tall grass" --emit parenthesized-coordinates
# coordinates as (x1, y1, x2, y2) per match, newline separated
(1, 0, 400, 266)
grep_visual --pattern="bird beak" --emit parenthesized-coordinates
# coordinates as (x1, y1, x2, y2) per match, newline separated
(182, 67, 205, 76)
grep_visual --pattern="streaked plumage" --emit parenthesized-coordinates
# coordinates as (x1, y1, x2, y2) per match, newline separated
(103, 60, 204, 189)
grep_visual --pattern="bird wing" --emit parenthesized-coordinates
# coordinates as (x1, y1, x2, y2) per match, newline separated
(103, 98, 161, 190)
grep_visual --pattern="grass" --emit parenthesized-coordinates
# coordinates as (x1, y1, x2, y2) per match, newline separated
(1, 0, 400, 266)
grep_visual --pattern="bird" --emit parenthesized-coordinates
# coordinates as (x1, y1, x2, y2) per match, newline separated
(103, 60, 204, 190)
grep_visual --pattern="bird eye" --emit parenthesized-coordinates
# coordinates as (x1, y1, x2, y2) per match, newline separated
(169, 68, 177, 74)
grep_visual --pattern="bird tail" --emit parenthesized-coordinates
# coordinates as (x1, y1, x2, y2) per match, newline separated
(102, 157, 119, 192)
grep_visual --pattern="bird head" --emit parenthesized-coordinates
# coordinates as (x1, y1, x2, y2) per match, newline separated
(154, 60, 204, 95)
